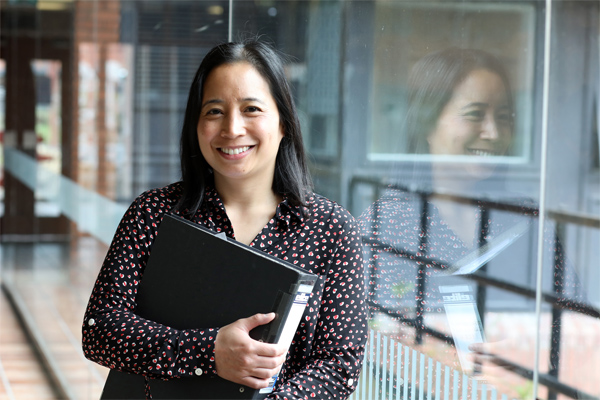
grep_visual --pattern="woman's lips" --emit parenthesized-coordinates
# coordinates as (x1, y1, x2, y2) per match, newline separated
(219, 146, 252, 155)
(467, 148, 502, 156)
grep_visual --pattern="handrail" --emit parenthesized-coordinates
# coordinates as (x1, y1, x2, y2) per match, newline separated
(547, 209, 600, 229)
(362, 236, 600, 319)
(350, 175, 600, 226)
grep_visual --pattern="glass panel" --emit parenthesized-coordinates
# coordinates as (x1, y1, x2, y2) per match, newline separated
(78, 42, 100, 192)
(356, 2, 546, 399)
(105, 43, 134, 201)
(540, 2, 600, 399)
(32, 59, 62, 217)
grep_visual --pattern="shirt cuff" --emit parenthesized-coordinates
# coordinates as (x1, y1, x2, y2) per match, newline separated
(174, 328, 219, 377)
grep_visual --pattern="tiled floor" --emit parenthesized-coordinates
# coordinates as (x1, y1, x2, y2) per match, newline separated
(0, 237, 110, 400)
(0, 289, 55, 400)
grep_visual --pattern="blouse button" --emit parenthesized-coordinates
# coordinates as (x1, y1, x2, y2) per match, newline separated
(348, 378, 354, 386)
(88, 319, 95, 326)
(195, 368, 203, 376)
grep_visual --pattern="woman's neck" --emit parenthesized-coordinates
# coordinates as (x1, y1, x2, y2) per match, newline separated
(432, 198, 478, 246)
(431, 165, 473, 196)
(429, 167, 474, 246)
(214, 176, 282, 245)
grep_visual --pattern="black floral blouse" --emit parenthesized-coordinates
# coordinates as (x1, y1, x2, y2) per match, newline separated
(82, 182, 368, 399)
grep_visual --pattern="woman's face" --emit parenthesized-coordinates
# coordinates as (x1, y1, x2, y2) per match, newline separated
(427, 68, 512, 178)
(197, 62, 284, 188)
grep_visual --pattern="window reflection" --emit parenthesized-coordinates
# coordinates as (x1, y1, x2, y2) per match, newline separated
(358, 45, 592, 399)
(368, 3, 534, 163)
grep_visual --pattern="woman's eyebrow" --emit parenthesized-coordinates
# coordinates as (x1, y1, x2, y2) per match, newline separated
(241, 97, 266, 105)
(201, 97, 266, 109)
(460, 102, 488, 110)
(201, 98, 223, 109)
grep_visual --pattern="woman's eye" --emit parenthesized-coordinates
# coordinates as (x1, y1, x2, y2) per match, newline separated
(497, 111, 513, 124)
(205, 108, 222, 116)
(464, 110, 484, 120)
(245, 106, 261, 113)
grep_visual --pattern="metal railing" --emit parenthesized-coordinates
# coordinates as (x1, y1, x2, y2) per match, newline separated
(349, 329, 512, 400)
(350, 175, 600, 400)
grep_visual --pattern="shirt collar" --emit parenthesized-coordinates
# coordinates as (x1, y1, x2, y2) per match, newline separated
(202, 186, 305, 228)
(276, 196, 305, 228)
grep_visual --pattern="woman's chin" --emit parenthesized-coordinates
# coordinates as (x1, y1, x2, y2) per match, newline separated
(432, 161, 501, 189)
(464, 163, 499, 181)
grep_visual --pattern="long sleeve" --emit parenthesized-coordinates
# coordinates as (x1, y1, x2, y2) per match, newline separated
(269, 217, 368, 399)
(82, 187, 219, 379)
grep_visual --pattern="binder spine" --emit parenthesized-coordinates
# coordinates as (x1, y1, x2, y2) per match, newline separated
(257, 283, 315, 396)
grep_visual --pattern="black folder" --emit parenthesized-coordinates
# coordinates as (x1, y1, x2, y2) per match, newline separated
(100, 213, 317, 399)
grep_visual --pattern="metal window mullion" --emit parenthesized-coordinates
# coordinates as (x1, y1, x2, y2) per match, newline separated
(533, 1, 554, 399)
(228, 0, 233, 42)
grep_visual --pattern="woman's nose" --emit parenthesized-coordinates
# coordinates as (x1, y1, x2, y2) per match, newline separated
(480, 113, 500, 140)
(221, 112, 245, 138)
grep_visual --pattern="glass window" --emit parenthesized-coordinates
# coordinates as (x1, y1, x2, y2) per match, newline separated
(0, 1, 597, 399)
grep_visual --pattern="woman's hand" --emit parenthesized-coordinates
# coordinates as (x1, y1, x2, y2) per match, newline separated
(468, 340, 512, 386)
(215, 313, 288, 389)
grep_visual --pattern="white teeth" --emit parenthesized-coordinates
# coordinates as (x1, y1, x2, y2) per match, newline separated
(469, 149, 499, 157)
(221, 146, 250, 155)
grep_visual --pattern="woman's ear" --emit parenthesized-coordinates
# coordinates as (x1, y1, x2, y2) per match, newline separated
(279, 123, 286, 140)
(425, 134, 433, 153)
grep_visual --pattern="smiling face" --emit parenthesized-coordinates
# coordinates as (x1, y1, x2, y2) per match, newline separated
(427, 68, 513, 178)
(197, 62, 284, 189)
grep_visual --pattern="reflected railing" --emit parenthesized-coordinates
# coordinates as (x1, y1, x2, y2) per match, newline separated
(349, 175, 600, 400)
(349, 329, 511, 400)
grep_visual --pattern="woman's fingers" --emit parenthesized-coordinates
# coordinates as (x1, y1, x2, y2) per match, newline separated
(239, 375, 275, 390)
(215, 313, 287, 387)
(239, 312, 277, 332)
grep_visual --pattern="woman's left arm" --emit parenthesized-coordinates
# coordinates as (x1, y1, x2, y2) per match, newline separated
(269, 218, 368, 399)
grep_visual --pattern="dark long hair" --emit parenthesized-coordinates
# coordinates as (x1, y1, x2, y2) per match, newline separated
(176, 40, 312, 216)
(405, 47, 514, 154)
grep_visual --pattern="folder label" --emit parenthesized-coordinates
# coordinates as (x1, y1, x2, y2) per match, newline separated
(259, 375, 279, 394)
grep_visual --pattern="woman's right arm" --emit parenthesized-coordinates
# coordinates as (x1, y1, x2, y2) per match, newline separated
(81, 193, 219, 379)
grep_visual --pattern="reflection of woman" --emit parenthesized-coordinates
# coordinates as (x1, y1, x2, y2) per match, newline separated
(406, 47, 513, 156)
(404, 47, 515, 245)
(360, 48, 524, 376)
(359, 48, 583, 390)
(83, 40, 367, 399)
(360, 48, 520, 314)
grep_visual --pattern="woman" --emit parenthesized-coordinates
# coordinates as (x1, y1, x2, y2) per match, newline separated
(359, 48, 583, 394)
(405, 48, 513, 155)
(361, 47, 518, 316)
(406, 48, 514, 199)
(404, 47, 515, 245)
(359, 48, 520, 382)
(83, 40, 367, 399)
